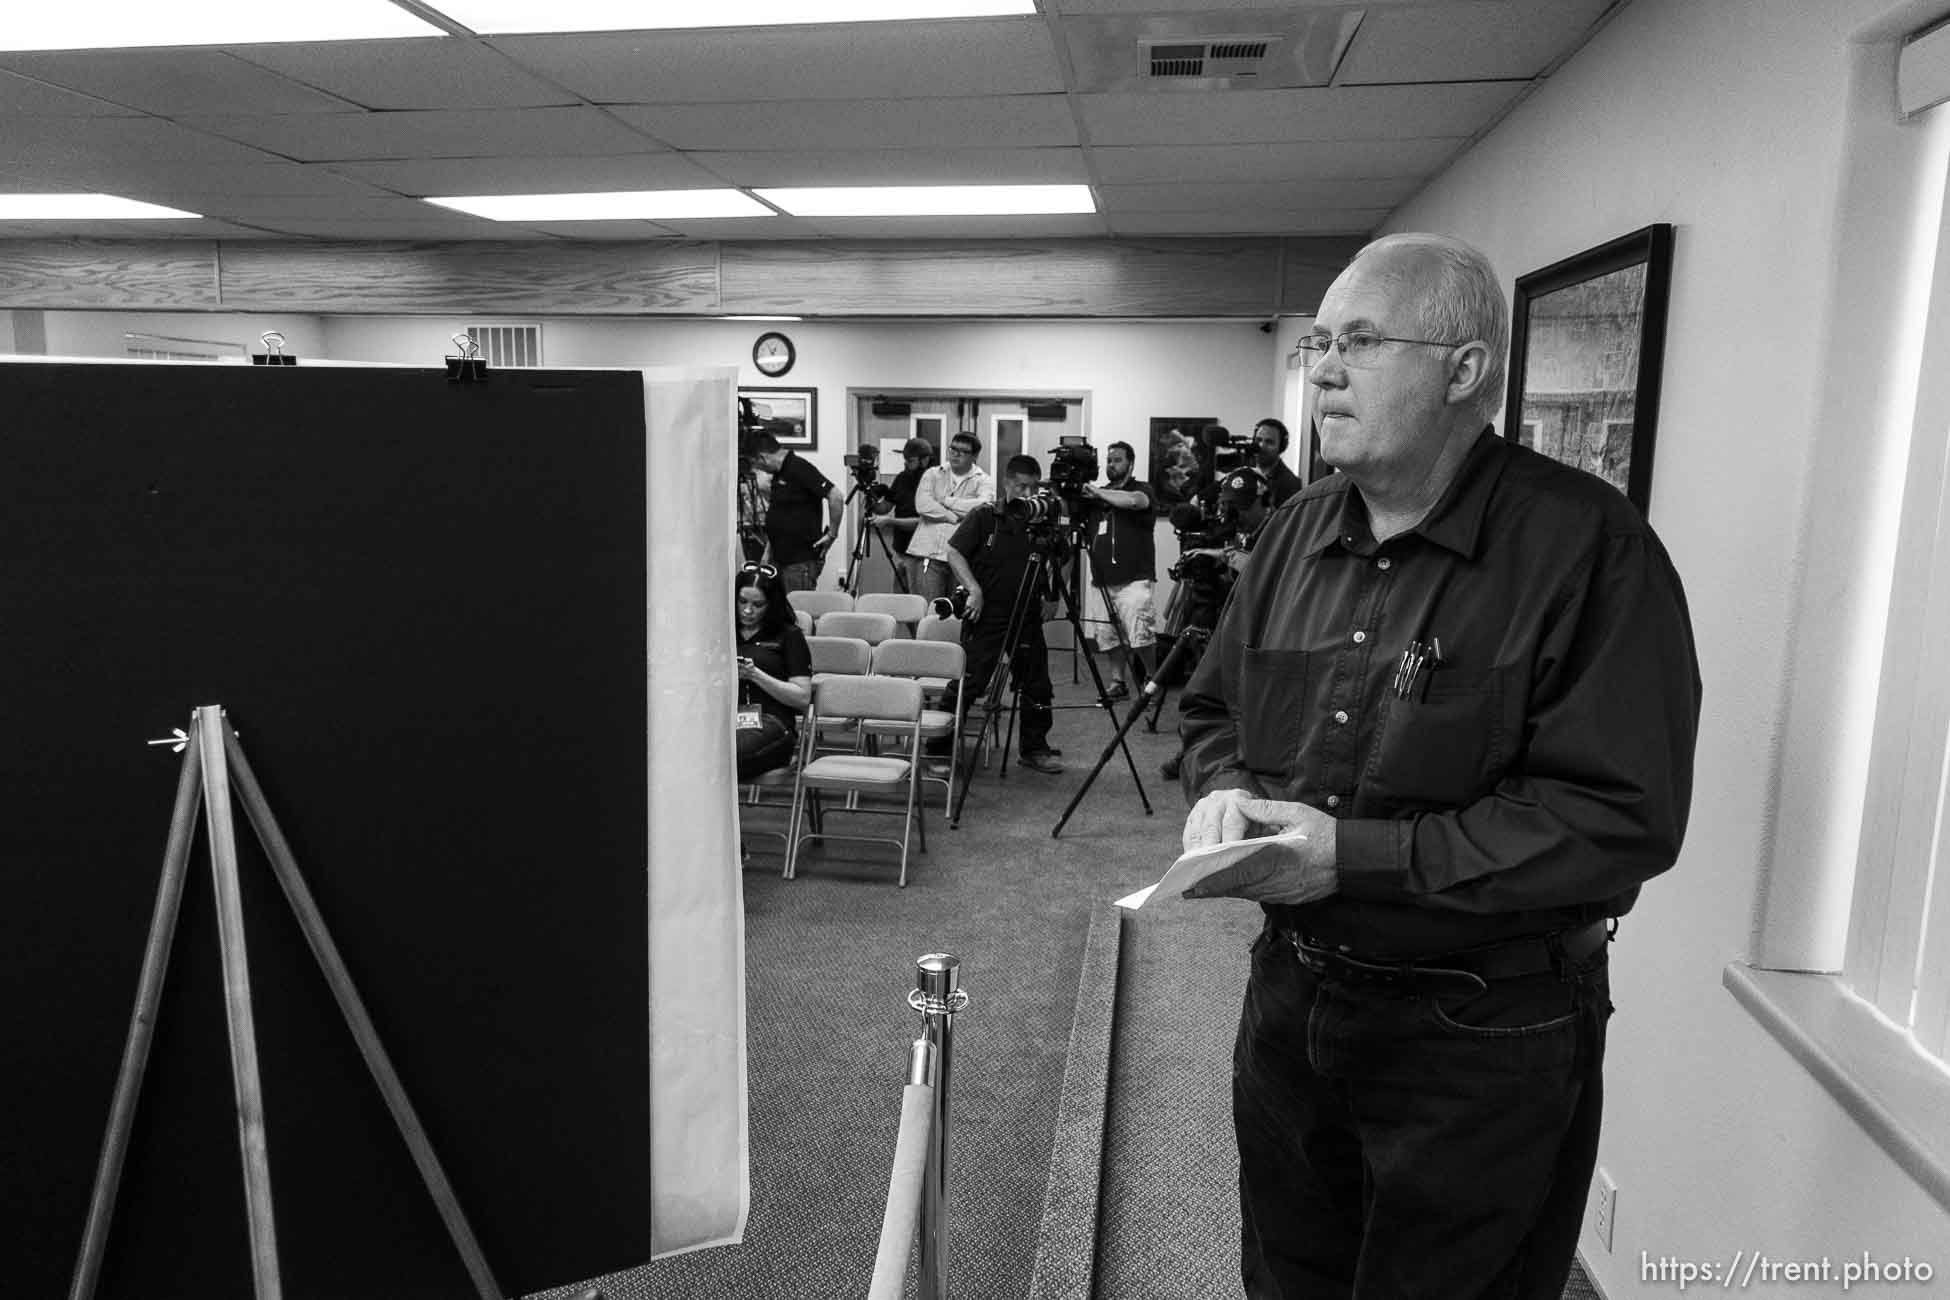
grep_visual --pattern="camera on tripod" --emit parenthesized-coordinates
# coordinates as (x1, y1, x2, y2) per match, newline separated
(1003, 487, 1065, 526)
(1046, 436, 1099, 499)
(1203, 426, 1256, 474)
(931, 585, 972, 619)
(1165, 500, 1235, 586)
(843, 444, 892, 505)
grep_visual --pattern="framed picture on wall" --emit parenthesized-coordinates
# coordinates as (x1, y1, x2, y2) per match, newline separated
(1504, 223, 1674, 513)
(739, 386, 817, 451)
(1149, 416, 1218, 516)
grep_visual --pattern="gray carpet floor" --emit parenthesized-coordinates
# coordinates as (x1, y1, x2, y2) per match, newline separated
(528, 659, 1609, 1300)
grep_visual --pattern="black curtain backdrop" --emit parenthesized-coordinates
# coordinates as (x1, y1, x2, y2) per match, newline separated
(1, 362, 651, 1298)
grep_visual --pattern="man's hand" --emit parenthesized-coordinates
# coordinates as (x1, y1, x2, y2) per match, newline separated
(963, 588, 984, 622)
(1180, 793, 1339, 906)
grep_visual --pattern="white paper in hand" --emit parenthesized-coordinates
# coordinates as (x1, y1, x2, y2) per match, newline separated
(1129, 829, 1312, 907)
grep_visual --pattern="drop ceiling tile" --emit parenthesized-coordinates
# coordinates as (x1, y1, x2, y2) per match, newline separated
(238, 217, 547, 240)
(628, 216, 822, 240)
(0, 50, 356, 116)
(1098, 177, 1420, 212)
(695, 147, 1090, 187)
(1108, 207, 1389, 236)
(1088, 138, 1467, 184)
(610, 95, 1079, 152)
(1336, 0, 1617, 85)
(0, 218, 266, 238)
(231, 38, 579, 111)
(516, 221, 690, 240)
(490, 18, 1063, 103)
(0, 69, 140, 116)
(799, 214, 1111, 239)
(0, 118, 289, 166)
(328, 153, 725, 195)
(178, 107, 656, 162)
(1077, 82, 1526, 146)
(2, 160, 396, 200)
(1052, 0, 1325, 11)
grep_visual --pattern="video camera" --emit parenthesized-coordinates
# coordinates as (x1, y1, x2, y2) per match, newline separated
(842, 444, 892, 504)
(1003, 487, 1065, 527)
(1201, 425, 1255, 475)
(1046, 435, 1099, 498)
(931, 585, 972, 619)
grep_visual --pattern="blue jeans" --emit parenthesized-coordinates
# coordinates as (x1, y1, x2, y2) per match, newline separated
(1234, 926, 1610, 1299)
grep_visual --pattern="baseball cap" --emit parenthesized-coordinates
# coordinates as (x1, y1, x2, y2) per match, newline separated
(1218, 468, 1264, 504)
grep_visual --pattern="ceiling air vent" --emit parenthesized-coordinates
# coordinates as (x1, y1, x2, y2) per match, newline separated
(1142, 36, 1280, 82)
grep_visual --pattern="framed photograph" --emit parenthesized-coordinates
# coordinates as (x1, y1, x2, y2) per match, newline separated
(739, 386, 817, 451)
(1149, 416, 1219, 516)
(1504, 224, 1674, 513)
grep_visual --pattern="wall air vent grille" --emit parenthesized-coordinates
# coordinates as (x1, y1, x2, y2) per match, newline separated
(467, 323, 542, 368)
(1142, 36, 1280, 83)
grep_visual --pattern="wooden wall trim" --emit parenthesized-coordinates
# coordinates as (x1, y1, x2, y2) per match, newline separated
(0, 235, 1361, 318)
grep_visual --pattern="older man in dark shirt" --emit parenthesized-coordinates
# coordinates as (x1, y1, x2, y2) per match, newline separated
(1178, 232, 1700, 1300)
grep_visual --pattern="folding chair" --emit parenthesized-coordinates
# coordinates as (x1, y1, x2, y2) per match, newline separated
(854, 592, 929, 637)
(815, 610, 899, 646)
(804, 634, 873, 753)
(739, 763, 796, 862)
(793, 608, 814, 635)
(784, 677, 928, 886)
(868, 639, 967, 817)
(787, 589, 854, 621)
(915, 614, 962, 644)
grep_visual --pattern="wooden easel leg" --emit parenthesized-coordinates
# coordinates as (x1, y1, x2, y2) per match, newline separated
(69, 734, 204, 1300)
(197, 705, 284, 1300)
(221, 719, 506, 1300)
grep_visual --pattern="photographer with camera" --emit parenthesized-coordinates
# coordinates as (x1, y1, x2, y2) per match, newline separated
(909, 433, 993, 603)
(750, 432, 844, 593)
(1079, 440, 1158, 700)
(931, 454, 1064, 776)
(872, 437, 935, 591)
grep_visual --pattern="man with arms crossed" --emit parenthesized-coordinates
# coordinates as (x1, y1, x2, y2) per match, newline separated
(1178, 233, 1700, 1299)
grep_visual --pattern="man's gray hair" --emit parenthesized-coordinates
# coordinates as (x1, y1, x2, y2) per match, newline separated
(1353, 233, 1509, 425)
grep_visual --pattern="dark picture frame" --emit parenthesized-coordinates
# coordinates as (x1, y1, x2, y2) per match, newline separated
(1148, 415, 1219, 516)
(739, 385, 817, 451)
(1504, 223, 1674, 513)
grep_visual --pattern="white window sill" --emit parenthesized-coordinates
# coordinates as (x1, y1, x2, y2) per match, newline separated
(1724, 963, 1950, 1210)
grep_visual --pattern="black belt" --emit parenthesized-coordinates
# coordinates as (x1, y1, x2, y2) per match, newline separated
(1281, 920, 1611, 987)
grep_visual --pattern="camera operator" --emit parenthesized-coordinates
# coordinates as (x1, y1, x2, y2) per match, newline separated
(909, 433, 993, 602)
(1079, 440, 1158, 700)
(873, 437, 935, 592)
(931, 454, 1064, 776)
(1158, 467, 1273, 781)
(1251, 418, 1306, 506)
(750, 432, 844, 593)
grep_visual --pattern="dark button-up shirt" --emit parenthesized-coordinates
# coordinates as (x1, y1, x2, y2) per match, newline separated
(1179, 429, 1701, 955)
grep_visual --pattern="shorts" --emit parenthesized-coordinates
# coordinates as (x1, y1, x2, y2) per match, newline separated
(1089, 579, 1156, 651)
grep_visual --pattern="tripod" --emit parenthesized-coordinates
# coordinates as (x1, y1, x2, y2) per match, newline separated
(840, 482, 909, 594)
(948, 524, 1152, 830)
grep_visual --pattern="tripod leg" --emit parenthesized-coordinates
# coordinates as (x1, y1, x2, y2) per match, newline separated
(69, 734, 204, 1300)
(195, 706, 284, 1300)
(1050, 630, 1208, 837)
(220, 720, 505, 1300)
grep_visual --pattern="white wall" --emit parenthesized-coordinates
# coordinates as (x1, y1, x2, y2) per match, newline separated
(42, 310, 329, 361)
(1385, 0, 1950, 1292)
(321, 314, 1283, 584)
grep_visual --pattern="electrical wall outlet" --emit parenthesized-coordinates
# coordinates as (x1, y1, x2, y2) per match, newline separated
(1591, 1168, 1618, 1253)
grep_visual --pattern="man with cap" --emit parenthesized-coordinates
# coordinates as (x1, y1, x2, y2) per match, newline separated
(873, 437, 936, 592)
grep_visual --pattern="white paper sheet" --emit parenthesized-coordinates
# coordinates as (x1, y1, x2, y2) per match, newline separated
(1120, 830, 1314, 908)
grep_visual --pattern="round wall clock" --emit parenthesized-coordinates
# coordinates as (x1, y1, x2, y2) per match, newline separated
(752, 331, 796, 378)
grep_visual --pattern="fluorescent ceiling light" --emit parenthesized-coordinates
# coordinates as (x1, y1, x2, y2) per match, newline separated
(758, 185, 1096, 217)
(424, 190, 772, 221)
(723, 315, 804, 321)
(0, 194, 200, 220)
(0, 1, 444, 51)
(429, 0, 1034, 34)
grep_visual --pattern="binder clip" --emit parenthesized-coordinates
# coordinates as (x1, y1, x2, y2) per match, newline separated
(445, 332, 488, 384)
(251, 331, 296, 366)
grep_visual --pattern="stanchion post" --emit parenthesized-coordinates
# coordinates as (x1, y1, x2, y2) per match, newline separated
(909, 953, 968, 1300)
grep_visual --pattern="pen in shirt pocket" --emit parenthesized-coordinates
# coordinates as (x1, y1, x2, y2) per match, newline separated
(1392, 636, 1443, 699)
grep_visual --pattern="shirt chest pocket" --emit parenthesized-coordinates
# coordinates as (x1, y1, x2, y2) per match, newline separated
(1229, 645, 1312, 775)
(1363, 663, 1521, 810)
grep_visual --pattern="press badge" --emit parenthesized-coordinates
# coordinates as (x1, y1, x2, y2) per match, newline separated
(736, 709, 762, 730)
(1096, 518, 1109, 536)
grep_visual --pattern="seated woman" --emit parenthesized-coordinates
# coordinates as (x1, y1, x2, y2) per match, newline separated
(735, 563, 812, 780)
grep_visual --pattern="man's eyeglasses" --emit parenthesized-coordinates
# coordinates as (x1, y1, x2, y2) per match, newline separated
(739, 561, 779, 579)
(1296, 331, 1469, 369)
